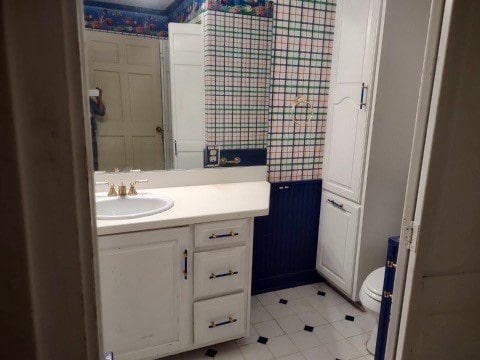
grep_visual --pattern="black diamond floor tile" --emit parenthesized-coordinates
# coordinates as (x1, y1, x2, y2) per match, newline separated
(345, 315, 355, 321)
(304, 325, 314, 332)
(205, 348, 217, 357)
(257, 336, 269, 344)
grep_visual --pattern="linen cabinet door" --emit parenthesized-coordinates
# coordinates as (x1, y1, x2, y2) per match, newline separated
(316, 191, 360, 296)
(98, 227, 192, 360)
(322, 0, 382, 202)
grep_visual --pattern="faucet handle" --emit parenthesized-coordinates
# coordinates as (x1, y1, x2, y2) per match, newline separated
(95, 181, 117, 197)
(128, 179, 148, 196)
(95, 181, 109, 186)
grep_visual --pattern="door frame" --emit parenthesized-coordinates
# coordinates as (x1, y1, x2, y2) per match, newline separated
(2, 0, 101, 358)
(385, 0, 448, 358)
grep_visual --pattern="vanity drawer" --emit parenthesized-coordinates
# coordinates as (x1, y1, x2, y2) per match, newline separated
(194, 246, 246, 299)
(194, 292, 246, 345)
(194, 219, 249, 249)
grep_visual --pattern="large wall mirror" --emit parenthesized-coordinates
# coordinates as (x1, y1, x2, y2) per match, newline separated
(83, 0, 273, 172)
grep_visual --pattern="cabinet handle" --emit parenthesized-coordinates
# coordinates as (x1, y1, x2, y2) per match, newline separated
(209, 270, 239, 279)
(183, 250, 188, 280)
(209, 317, 237, 328)
(360, 82, 367, 109)
(327, 199, 345, 211)
(209, 231, 239, 239)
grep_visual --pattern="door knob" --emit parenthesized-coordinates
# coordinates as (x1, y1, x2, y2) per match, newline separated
(156, 126, 163, 133)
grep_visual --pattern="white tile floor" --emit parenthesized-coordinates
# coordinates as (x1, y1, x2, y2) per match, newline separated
(164, 282, 376, 360)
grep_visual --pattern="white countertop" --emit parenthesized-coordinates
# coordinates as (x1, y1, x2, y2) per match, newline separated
(96, 181, 270, 236)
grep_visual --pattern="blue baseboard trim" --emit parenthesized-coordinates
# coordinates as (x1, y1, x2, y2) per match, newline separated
(252, 270, 324, 295)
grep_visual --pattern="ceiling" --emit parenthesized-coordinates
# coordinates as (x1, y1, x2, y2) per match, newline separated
(97, 0, 177, 11)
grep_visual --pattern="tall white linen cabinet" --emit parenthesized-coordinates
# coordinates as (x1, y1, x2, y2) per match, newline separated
(316, 0, 423, 301)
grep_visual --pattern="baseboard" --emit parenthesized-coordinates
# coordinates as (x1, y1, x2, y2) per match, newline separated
(252, 270, 324, 295)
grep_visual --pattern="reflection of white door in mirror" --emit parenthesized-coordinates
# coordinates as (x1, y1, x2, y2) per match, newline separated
(169, 23, 206, 169)
(85, 31, 165, 171)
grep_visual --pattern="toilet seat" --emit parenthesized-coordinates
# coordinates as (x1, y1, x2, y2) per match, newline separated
(359, 267, 385, 314)
(359, 267, 386, 356)
(363, 267, 385, 302)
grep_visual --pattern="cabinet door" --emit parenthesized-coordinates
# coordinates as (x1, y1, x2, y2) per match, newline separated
(316, 191, 360, 296)
(98, 227, 191, 360)
(322, 0, 382, 203)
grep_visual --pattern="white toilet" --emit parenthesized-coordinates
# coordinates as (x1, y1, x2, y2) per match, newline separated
(359, 267, 385, 355)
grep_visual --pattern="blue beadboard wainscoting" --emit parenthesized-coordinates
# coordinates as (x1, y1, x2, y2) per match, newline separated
(252, 180, 324, 294)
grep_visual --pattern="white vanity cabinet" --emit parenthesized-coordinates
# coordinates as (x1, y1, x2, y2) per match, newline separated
(98, 218, 253, 360)
(98, 227, 192, 360)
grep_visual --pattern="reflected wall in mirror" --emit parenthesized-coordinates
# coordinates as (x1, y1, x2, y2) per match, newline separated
(83, 0, 273, 172)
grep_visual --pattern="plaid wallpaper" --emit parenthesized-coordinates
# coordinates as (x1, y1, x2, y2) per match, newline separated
(267, 0, 336, 182)
(204, 11, 273, 149)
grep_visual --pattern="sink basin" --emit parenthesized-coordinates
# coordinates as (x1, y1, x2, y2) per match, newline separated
(96, 194, 174, 220)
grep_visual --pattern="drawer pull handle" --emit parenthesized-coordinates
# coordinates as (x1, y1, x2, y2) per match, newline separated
(209, 270, 239, 279)
(327, 199, 345, 211)
(209, 317, 237, 328)
(209, 231, 239, 239)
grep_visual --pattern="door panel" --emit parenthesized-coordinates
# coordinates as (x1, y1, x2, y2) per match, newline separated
(326, 87, 368, 198)
(93, 70, 124, 124)
(317, 190, 360, 295)
(126, 44, 155, 66)
(322, 0, 381, 202)
(336, 0, 370, 83)
(85, 31, 165, 171)
(97, 136, 126, 171)
(91, 40, 120, 63)
(169, 23, 205, 169)
(132, 136, 157, 170)
(99, 227, 191, 360)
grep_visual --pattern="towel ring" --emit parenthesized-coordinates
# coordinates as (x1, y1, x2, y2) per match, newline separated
(290, 96, 314, 124)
